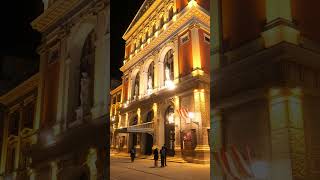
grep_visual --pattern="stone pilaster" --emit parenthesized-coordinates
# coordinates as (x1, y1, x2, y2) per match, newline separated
(91, 9, 110, 119)
(190, 24, 201, 70)
(194, 89, 210, 164)
(262, 0, 300, 47)
(173, 36, 179, 83)
(174, 98, 182, 158)
(269, 88, 306, 180)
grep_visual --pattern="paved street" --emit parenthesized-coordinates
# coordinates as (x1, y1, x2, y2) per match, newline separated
(110, 156, 210, 180)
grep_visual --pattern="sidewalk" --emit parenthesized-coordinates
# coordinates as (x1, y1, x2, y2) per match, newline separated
(111, 156, 210, 180)
(111, 151, 188, 163)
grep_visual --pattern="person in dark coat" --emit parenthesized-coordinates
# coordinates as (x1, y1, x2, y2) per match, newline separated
(162, 144, 168, 166)
(160, 147, 165, 167)
(130, 146, 136, 162)
(153, 148, 159, 167)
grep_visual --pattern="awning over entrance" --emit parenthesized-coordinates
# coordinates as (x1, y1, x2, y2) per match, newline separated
(127, 122, 154, 134)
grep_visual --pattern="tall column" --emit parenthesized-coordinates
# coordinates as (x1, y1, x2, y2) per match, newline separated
(269, 88, 306, 180)
(173, 37, 179, 83)
(55, 33, 69, 135)
(91, 9, 110, 119)
(127, 73, 132, 101)
(211, 109, 223, 180)
(152, 103, 158, 149)
(190, 24, 201, 71)
(262, 0, 299, 47)
(34, 46, 48, 132)
(153, 53, 160, 89)
(157, 61, 164, 89)
(174, 96, 181, 157)
(194, 89, 210, 164)
(62, 58, 71, 130)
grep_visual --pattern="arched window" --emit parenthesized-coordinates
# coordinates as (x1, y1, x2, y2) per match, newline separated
(147, 62, 154, 90)
(152, 24, 156, 34)
(78, 30, 95, 108)
(160, 16, 164, 28)
(145, 110, 154, 123)
(164, 49, 174, 81)
(132, 73, 140, 100)
(131, 116, 138, 126)
(168, 7, 174, 21)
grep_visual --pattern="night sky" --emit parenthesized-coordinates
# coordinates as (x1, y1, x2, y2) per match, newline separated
(110, 0, 145, 80)
(0, 0, 42, 58)
(0, 0, 145, 93)
(0, 0, 43, 95)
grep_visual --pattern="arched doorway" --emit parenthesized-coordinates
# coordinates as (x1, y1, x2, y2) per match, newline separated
(164, 105, 175, 156)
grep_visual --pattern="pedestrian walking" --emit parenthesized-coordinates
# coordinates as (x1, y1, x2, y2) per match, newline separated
(153, 148, 159, 167)
(130, 146, 136, 162)
(162, 144, 168, 166)
(160, 147, 166, 167)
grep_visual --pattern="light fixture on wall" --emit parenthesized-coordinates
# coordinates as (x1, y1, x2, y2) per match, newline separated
(165, 80, 176, 90)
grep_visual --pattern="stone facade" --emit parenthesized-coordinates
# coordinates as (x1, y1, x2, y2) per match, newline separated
(211, 0, 320, 179)
(110, 0, 210, 164)
(0, 0, 110, 179)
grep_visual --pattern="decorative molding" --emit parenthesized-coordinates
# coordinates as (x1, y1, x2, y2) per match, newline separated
(120, 5, 210, 72)
(0, 74, 39, 106)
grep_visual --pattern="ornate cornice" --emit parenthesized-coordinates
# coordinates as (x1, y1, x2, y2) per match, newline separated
(31, 0, 107, 33)
(120, 5, 210, 72)
(31, 0, 81, 32)
(0, 74, 39, 106)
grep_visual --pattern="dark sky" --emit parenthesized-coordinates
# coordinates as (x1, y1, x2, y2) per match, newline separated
(110, 0, 145, 80)
(0, 0, 42, 58)
(0, 0, 43, 95)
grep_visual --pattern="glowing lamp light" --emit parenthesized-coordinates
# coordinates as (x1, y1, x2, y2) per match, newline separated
(123, 60, 126, 65)
(123, 101, 129, 108)
(165, 80, 176, 90)
(168, 113, 175, 124)
(188, 0, 197, 8)
(188, 112, 195, 119)
(111, 116, 115, 122)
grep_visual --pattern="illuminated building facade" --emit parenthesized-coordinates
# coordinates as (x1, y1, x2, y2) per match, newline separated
(0, 0, 109, 179)
(111, 0, 210, 163)
(0, 74, 39, 179)
(211, 0, 320, 179)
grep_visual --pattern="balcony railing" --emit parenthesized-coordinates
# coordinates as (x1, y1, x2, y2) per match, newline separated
(127, 122, 154, 133)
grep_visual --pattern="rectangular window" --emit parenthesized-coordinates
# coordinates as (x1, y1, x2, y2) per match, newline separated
(23, 102, 35, 129)
(9, 111, 20, 136)
(180, 33, 190, 44)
